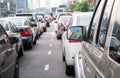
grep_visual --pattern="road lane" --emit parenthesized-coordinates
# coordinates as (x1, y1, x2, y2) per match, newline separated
(19, 23, 74, 78)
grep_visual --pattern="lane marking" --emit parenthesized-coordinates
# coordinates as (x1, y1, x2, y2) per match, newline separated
(44, 64, 50, 71)
(48, 51, 52, 55)
(49, 44, 53, 47)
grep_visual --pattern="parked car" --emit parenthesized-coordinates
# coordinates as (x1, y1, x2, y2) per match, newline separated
(61, 12, 93, 75)
(16, 13, 41, 39)
(45, 15, 50, 27)
(0, 18, 24, 56)
(56, 15, 72, 39)
(7, 17, 37, 49)
(75, 0, 120, 78)
(0, 24, 19, 78)
(37, 16, 47, 32)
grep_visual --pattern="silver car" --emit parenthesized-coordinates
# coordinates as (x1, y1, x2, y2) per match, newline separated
(74, 0, 120, 78)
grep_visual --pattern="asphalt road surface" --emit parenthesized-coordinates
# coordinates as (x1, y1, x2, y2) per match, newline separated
(19, 23, 75, 78)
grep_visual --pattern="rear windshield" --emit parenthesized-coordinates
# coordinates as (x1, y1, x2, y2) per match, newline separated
(7, 18, 25, 26)
(58, 16, 71, 24)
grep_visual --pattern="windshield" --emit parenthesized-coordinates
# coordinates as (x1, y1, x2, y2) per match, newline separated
(7, 18, 25, 26)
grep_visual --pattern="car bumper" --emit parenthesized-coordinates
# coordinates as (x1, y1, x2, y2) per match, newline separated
(22, 36, 32, 45)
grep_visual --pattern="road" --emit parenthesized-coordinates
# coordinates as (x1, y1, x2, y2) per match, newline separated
(19, 23, 75, 78)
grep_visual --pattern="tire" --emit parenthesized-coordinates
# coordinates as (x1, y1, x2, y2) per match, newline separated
(62, 53, 65, 61)
(14, 61, 19, 78)
(28, 41, 33, 49)
(43, 28, 46, 32)
(33, 39, 37, 45)
(65, 64, 71, 75)
(62, 47, 65, 61)
(57, 36, 61, 39)
(18, 46, 24, 57)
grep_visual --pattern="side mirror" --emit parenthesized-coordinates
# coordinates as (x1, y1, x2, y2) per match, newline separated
(67, 26, 86, 41)
(9, 37, 19, 44)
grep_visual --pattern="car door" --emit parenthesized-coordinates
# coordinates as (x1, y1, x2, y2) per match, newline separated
(81, 0, 107, 78)
(0, 25, 17, 78)
(62, 17, 73, 56)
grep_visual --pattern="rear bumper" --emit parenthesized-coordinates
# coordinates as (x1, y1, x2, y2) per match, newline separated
(22, 36, 32, 45)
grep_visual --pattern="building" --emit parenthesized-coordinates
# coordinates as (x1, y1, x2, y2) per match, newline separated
(0, 2, 9, 16)
(16, 0, 28, 10)
(3, 0, 16, 12)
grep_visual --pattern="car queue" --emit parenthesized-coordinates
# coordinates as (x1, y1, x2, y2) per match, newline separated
(0, 12, 51, 78)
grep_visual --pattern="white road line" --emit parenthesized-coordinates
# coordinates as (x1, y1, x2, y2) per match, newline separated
(48, 51, 52, 55)
(49, 44, 53, 47)
(50, 39, 53, 42)
(44, 64, 50, 71)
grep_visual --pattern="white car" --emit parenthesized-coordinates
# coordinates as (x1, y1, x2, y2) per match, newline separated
(61, 12, 93, 75)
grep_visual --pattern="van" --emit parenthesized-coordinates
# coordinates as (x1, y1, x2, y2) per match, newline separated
(67, 0, 120, 78)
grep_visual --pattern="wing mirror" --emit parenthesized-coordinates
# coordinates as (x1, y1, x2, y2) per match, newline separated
(9, 37, 19, 44)
(67, 26, 86, 41)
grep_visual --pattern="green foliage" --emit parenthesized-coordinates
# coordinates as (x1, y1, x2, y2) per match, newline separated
(67, 1, 89, 12)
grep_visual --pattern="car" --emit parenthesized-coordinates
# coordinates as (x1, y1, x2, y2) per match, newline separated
(0, 18, 24, 56)
(45, 15, 50, 27)
(56, 15, 72, 39)
(75, 0, 120, 78)
(7, 16, 37, 49)
(61, 12, 93, 75)
(0, 24, 19, 78)
(37, 16, 47, 32)
(16, 13, 41, 39)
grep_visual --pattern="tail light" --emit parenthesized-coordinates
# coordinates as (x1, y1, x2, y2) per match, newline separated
(69, 40, 80, 43)
(20, 30, 30, 36)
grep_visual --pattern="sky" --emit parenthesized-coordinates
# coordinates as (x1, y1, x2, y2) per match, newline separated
(28, 0, 67, 9)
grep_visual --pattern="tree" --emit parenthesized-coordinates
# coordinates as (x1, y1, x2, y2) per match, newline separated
(66, 1, 89, 12)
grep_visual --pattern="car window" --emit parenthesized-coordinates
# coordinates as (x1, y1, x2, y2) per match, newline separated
(0, 25, 9, 44)
(0, 21, 9, 31)
(96, 0, 115, 51)
(109, 5, 120, 64)
(88, 0, 106, 43)
(9, 22, 17, 33)
(8, 18, 24, 26)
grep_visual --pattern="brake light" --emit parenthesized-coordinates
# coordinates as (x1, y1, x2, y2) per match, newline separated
(69, 40, 80, 43)
(20, 30, 30, 36)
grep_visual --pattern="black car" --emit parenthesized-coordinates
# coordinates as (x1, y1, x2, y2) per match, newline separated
(7, 17, 37, 49)
(0, 18, 24, 56)
(0, 24, 19, 78)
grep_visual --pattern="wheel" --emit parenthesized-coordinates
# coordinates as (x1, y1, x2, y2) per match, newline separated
(33, 39, 37, 45)
(65, 64, 71, 75)
(62, 47, 65, 61)
(18, 46, 24, 57)
(43, 27, 46, 32)
(57, 36, 61, 39)
(28, 41, 33, 49)
(14, 61, 19, 78)
(62, 53, 65, 61)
